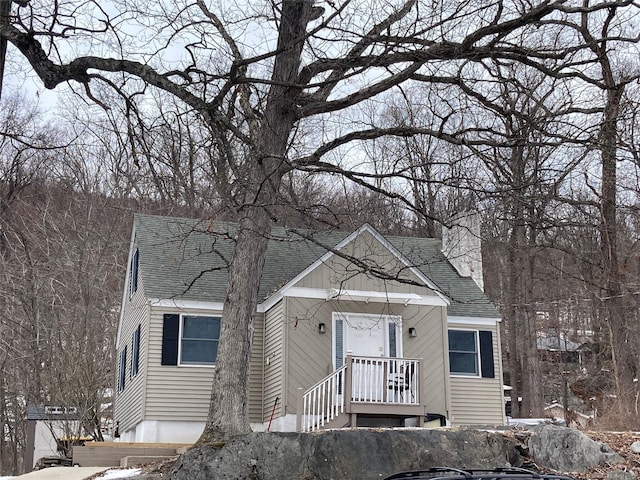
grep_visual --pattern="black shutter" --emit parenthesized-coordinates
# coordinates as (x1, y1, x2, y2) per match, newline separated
(479, 330, 495, 378)
(161, 314, 179, 365)
(118, 346, 127, 392)
(131, 324, 141, 376)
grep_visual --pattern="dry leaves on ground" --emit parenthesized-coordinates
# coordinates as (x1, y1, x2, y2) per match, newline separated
(556, 431, 640, 480)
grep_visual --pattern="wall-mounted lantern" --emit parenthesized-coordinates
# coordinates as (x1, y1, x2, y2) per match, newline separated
(318, 322, 326, 334)
(408, 327, 417, 338)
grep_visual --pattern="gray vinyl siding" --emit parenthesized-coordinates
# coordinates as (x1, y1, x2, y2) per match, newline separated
(114, 277, 149, 433)
(283, 297, 333, 416)
(263, 302, 285, 422)
(249, 314, 265, 423)
(145, 306, 220, 421)
(449, 322, 505, 426)
(119, 300, 263, 426)
(144, 306, 263, 423)
(404, 304, 449, 417)
(296, 230, 436, 295)
(284, 297, 449, 417)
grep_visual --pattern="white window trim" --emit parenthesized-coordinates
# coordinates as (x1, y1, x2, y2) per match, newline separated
(448, 328, 482, 378)
(177, 314, 220, 368)
(331, 312, 403, 370)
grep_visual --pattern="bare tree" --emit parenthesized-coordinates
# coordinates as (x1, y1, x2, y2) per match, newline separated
(0, 96, 134, 472)
(582, 3, 636, 400)
(3, 0, 640, 441)
(539, 0, 640, 406)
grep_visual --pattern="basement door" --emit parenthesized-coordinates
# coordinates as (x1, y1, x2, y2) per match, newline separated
(333, 313, 402, 402)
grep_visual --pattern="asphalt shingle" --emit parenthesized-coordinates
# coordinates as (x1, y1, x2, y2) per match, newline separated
(132, 214, 499, 318)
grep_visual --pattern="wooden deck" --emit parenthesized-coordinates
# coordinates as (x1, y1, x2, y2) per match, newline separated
(297, 355, 425, 432)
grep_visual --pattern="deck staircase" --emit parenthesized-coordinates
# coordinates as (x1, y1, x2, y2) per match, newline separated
(296, 355, 424, 432)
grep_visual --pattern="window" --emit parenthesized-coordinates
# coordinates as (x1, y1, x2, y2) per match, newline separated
(334, 317, 343, 369)
(448, 329, 496, 378)
(161, 314, 221, 366)
(388, 322, 397, 357)
(118, 346, 127, 392)
(129, 248, 139, 297)
(180, 316, 220, 365)
(448, 330, 479, 376)
(131, 324, 141, 377)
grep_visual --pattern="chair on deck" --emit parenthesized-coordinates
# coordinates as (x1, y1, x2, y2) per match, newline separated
(387, 362, 415, 401)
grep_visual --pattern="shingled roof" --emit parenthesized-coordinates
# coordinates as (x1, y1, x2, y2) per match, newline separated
(132, 214, 499, 318)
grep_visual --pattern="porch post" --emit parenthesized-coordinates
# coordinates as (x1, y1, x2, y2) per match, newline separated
(296, 388, 303, 432)
(344, 354, 353, 414)
(416, 358, 427, 411)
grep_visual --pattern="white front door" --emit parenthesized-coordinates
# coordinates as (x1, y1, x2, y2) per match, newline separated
(333, 313, 402, 402)
(347, 316, 386, 401)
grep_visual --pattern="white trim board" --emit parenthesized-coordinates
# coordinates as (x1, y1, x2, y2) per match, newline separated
(149, 298, 225, 312)
(149, 289, 444, 314)
(116, 222, 138, 346)
(447, 316, 501, 326)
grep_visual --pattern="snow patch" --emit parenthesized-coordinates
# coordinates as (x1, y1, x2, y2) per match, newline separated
(97, 468, 142, 479)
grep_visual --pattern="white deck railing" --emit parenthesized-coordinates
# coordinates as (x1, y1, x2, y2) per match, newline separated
(353, 356, 420, 405)
(297, 356, 421, 432)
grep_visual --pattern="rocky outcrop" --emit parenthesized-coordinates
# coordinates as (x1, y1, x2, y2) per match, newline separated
(528, 424, 623, 472)
(169, 429, 522, 480)
(125, 425, 624, 480)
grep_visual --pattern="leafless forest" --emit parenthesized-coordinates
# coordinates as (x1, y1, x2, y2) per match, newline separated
(1, 0, 640, 474)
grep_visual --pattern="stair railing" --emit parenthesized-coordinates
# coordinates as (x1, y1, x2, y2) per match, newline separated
(296, 355, 421, 432)
(297, 363, 347, 432)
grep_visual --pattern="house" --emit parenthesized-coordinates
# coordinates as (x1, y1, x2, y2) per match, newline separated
(537, 333, 582, 367)
(114, 213, 505, 443)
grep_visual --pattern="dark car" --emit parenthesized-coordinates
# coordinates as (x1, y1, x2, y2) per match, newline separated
(384, 467, 576, 479)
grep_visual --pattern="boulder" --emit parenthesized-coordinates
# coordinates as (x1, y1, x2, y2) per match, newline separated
(528, 424, 623, 472)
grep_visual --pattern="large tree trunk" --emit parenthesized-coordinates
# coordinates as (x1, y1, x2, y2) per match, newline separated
(599, 85, 628, 394)
(197, 207, 274, 441)
(522, 246, 543, 417)
(197, 0, 315, 443)
(505, 142, 544, 418)
(0, 0, 10, 100)
(506, 229, 523, 418)
(578, 1, 633, 403)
